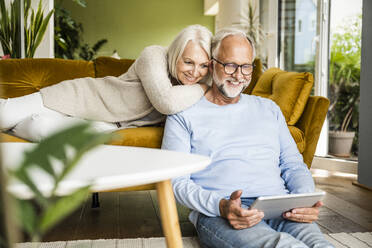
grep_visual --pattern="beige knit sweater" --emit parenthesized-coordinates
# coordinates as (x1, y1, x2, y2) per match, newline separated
(40, 46, 205, 125)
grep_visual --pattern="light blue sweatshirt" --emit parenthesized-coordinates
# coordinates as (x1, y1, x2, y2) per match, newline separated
(161, 94, 315, 224)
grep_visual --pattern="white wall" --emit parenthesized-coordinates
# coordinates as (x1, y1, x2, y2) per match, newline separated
(214, 0, 277, 67)
(204, 0, 218, 16)
(216, 0, 251, 31)
(260, 0, 278, 68)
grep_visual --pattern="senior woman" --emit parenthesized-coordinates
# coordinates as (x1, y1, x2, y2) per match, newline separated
(0, 25, 212, 141)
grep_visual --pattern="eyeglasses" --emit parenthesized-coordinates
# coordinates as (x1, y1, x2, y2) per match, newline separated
(212, 58, 255, 76)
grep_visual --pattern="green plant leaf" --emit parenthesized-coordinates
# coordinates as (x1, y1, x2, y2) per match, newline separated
(54, 35, 68, 50)
(53, 126, 113, 187)
(9, 0, 21, 57)
(10, 123, 113, 240)
(31, 9, 54, 57)
(0, 0, 10, 54)
(72, 0, 87, 8)
(24, 0, 31, 21)
(0, 0, 11, 44)
(92, 39, 107, 53)
(19, 124, 84, 177)
(39, 186, 90, 234)
(12, 123, 111, 206)
(10, 167, 47, 207)
(34, 1, 43, 33)
(329, 14, 361, 134)
(16, 200, 37, 237)
(0, 35, 12, 54)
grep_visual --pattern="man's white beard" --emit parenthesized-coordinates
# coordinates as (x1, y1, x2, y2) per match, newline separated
(213, 70, 250, 98)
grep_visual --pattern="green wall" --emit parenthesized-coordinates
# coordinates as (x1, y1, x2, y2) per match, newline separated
(62, 0, 215, 59)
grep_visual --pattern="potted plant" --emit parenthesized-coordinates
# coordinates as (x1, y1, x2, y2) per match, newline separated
(0, 123, 112, 244)
(0, 0, 54, 58)
(328, 82, 359, 157)
(54, 0, 108, 60)
(328, 14, 361, 157)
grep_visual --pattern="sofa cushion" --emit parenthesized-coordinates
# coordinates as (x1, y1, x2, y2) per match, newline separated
(0, 58, 94, 98)
(0, 132, 29, 143)
(251, 68, 313, 125)
(94, 57, 135, 78)
(1, 126, 164, 148)
(288, 126, 305, 154)
(109, 127, 164, 148)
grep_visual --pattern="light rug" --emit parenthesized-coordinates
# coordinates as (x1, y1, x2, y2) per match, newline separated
(15, 237, 200, 248)
(15, 232, 372, 248)
(324, 232, 372, 248)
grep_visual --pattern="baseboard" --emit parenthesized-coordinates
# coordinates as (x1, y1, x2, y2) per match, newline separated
(311, 156, 357, 174)
(352, 181, 372, 191)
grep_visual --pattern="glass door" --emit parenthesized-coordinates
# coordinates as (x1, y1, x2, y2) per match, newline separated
(278, 0, 330, 156)
(278, 0, 318, 74)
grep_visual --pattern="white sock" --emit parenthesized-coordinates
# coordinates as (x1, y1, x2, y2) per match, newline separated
(0, 92, 65, 130)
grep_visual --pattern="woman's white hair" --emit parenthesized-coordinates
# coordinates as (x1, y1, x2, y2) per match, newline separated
(167, 25, 213, 81)
(211, 27, 256, 60)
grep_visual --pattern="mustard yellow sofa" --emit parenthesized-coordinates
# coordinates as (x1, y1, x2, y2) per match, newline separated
(0, 57, 329, 169)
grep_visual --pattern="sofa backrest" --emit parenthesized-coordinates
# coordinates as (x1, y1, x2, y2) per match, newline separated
(94, 57, 135, 77)
(242, 58, 263, 95)
(0, 58, 94, 98)
(0, 57, 136, 99)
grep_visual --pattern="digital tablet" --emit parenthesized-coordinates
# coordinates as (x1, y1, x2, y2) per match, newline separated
(249, 191, 326, 220)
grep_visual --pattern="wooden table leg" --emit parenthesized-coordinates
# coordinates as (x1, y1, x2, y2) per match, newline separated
(156, 180, 183, 248)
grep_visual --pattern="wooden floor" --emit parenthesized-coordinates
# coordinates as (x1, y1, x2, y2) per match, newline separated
(311, 169, 372, 234)
(42, 169, 372, 242)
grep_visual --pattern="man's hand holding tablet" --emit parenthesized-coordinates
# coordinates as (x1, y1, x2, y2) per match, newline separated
(220, 190, 265, 230)
(249, 191, 326, 222)
(283, 200, 323, 223)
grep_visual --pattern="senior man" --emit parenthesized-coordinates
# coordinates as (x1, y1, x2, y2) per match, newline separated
(161, 27, 334, 248)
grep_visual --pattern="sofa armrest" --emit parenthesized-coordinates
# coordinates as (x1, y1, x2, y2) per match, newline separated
(296, 96, 330, 168)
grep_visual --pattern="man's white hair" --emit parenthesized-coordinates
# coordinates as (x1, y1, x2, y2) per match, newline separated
(167, 25, 213, 81)
(211, 27, 256, 60)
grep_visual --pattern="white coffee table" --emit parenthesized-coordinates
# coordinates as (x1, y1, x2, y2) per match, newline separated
(1, 142, 211, 248)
